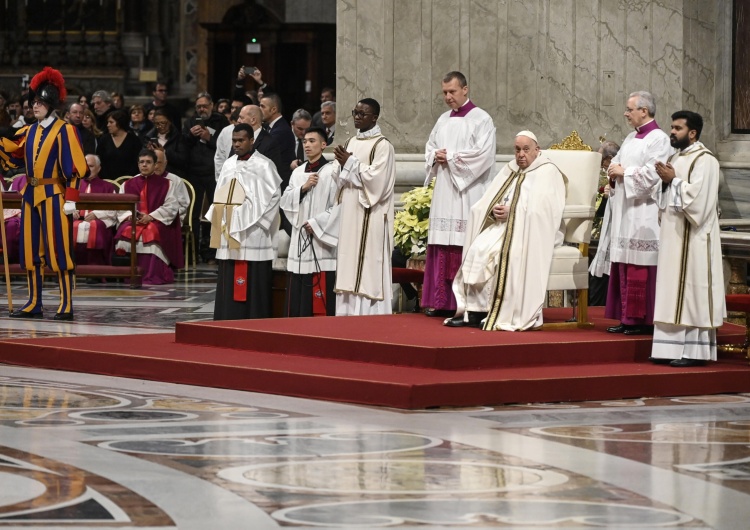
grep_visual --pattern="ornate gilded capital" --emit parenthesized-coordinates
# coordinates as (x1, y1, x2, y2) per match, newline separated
(549, 131, 592, 151)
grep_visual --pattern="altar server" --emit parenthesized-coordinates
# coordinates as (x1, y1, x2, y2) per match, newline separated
(650, 110, 725, 367)
(208, 123, 281, 320)
(605, 91, 672, 335)
(332, 98, 396, 316)
(280, 127, 339, 316)
(446, 131, 566, 331)
(422, 71, 496, 317)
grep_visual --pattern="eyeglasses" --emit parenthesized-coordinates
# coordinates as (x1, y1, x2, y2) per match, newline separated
(153, 121, 169, 127)
(32, 100, 45, 106)
(351, 110, 373, 118)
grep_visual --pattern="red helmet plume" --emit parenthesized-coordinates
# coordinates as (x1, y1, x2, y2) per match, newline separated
(29, 66, 67, 106)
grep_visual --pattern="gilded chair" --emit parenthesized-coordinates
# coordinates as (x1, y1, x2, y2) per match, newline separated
(180, 178, 197, 270)
(542, 132, 602, 328)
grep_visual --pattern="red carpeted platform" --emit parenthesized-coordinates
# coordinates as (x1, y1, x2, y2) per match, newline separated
(1, 307, 749, 408)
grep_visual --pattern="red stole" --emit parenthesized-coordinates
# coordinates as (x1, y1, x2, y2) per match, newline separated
(234, 261, 248, 302)
(312, 273, 327, 316)
(121, 177, 161, 244)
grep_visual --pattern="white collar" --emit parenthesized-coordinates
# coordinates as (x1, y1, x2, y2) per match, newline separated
(268, 115, 282, 129)
(356, 124, 382, 139)
(40, 113, 57, 128)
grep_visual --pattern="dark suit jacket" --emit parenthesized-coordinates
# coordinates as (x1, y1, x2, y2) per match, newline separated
(266, 117, 295, 188)
(252, 129, 282, 177)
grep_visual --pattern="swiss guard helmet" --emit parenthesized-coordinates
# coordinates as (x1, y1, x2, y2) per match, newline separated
(28, 67, 67, 115)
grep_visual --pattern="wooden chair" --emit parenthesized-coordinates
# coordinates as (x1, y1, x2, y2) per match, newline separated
(180, 178, 197, 270)
(104, 179, 121, 192)
(542, 132, 602, 329)
(112, 175, 133, 187)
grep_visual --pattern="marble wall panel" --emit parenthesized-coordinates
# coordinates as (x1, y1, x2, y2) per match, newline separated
(337, 0, 721, 156)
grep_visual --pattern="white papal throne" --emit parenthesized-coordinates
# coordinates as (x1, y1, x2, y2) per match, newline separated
(541, 132, 602, 328)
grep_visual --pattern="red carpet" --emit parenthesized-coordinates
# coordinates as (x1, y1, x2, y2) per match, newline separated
(1, 307, 749, 408)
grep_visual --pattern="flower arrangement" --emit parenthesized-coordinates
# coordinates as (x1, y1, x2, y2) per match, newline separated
(394, 180, 434, 258)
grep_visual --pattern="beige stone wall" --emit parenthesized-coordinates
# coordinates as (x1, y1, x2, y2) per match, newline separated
(336, 0, 719, 155)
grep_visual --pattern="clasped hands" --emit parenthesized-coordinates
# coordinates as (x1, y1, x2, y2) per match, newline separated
(654, 161, 676, 183)
(492, 204, 509, 222)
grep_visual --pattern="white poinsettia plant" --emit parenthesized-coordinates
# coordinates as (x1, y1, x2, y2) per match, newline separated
(393, 180, 434, 258)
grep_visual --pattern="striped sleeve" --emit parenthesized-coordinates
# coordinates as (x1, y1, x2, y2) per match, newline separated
(58, 123, 88, 202)
(0, 126, 29, 171)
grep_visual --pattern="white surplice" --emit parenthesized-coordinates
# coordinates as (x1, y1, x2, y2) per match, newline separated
(425, 102, 496, 248)
(332, 125, 396, 316)
(452, 155, 566, 331)
(206, 152, 281, 262)
(115, 175, 183, 265)
(651, 141, 726, 361)
(608, 121, 672, 266)
(280, 159, 339, 274)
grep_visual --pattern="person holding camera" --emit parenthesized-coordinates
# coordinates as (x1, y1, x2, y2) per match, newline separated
(145, 109, 187, 178)
(182, 92, 229, 263)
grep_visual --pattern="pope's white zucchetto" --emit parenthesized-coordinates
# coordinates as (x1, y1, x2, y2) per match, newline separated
(516, 130, 538, 144)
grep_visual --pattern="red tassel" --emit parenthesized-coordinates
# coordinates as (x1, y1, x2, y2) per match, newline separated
(233, 261, 248, 302)
(312, 272, 327, 316)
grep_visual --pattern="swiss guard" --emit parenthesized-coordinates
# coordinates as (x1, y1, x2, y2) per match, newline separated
(0, 67, 88, 320)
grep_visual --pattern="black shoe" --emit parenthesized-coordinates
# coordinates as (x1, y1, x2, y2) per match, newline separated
(425, 309, 453, 318)
(607, 324, 627, 333)
(624, 325, 654, 336)
(9, 310, 43, 319)
(648, 357, 672, 365)
(467, 311, 487, 328)
(444, 316, 466, 327)
(670, 358, 706, 367)
(53, 312, 74, 321)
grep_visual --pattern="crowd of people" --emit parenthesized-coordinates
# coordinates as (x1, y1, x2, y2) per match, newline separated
(0, 67, 726, 370)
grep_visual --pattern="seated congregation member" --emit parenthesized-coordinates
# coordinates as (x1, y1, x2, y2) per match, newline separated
(129, 104, 151, 144)
(72, 154, 118, 265)
(332, 98, 396, 316)
(96, 110, 142, 180)
(114, 149, 185, 284)
(446, 131, 566, 331)
(280, 127, 339, 317)
(153, 148, 190, 226)
(1, 174, 26, 263)
(146, 110, 187, 178)
(208, 123, 281, 321)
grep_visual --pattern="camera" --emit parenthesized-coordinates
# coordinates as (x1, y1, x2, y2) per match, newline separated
(195, 117, 204, 126)
(243, 66, 256, 76)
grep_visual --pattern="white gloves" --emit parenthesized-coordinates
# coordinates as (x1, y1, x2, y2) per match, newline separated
(63, 201, 77, 215)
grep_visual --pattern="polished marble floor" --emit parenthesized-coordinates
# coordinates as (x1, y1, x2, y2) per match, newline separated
(0, 267, 749, 529)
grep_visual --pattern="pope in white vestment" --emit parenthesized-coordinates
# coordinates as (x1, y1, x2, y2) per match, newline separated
(650, 111, 726, 366)
(447, 131, 566, 331)
(332, 98, 396, 316)
(280, 128, 339, 317)
(605, 91, 672, 335)
(422, 72, 496, 314)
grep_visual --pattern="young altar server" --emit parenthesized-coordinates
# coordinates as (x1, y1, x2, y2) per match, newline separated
(331, 98, 396, 316)
(114, 149, 185, 284)
(208, 123, 281, 320)
(650, 110, 725, 367)
(280, 127, 339, 316)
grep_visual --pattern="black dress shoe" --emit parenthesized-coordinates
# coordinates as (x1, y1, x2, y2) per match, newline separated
(467, 311, 487, 328)
(444, 316, 466, 327)
(607, 324, 626, 333)
(9, 310, 43, 319)
(648, 356, 672, 365)
(425, 309, 453, 318)
(53, 312, 74, 321)
(670, 358, 706, 367)
(623, 325, 654, 336)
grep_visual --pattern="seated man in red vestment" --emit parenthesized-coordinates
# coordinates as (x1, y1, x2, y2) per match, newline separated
(114, 149, 185, 284)
(72, 154, 118, 265)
